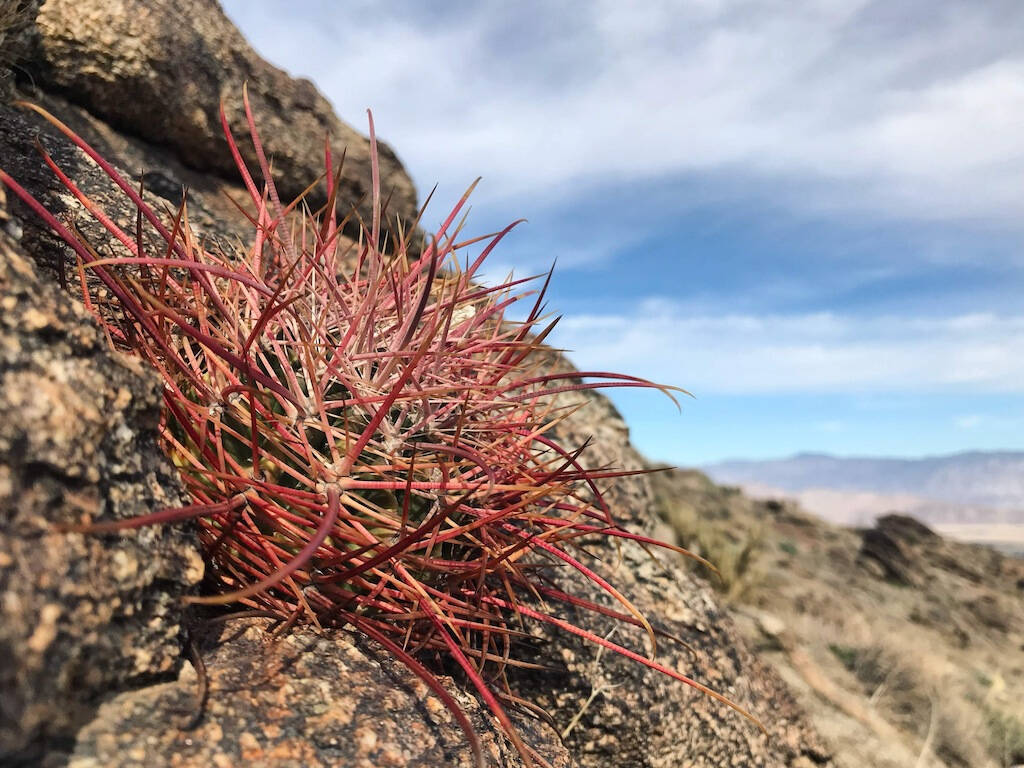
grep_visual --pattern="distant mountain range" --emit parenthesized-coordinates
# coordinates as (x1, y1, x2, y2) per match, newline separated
(702, 450, 1024, 526)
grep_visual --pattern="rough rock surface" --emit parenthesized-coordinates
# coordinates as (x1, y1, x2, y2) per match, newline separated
(0, 89, 307, 278)
(70, 620, 573, 768)
(858, 517, 920, 586)
(0, 2, 835, 766)
(0, 0, 39, 97)
(28, 0, 418, 229)
(0, 231, 202, 763)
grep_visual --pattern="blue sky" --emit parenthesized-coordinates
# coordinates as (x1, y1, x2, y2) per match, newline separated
(222, 1, 1024, 465)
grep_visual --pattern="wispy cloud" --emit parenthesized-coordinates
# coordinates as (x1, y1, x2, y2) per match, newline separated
(553, 302, 1024, 393)
(227, 0, 1024, 225)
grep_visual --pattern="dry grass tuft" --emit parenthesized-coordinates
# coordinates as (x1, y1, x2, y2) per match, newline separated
(651, 473, 767, 600)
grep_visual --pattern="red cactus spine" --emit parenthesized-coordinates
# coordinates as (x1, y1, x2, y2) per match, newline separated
(0, 93, 761, 767)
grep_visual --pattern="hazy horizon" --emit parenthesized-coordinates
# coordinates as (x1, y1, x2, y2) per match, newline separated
(703, 446, 1024, 465)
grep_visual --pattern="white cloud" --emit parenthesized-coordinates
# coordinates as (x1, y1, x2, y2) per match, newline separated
(224, 0, 1024, 226)
(551, 301, 1024, 393)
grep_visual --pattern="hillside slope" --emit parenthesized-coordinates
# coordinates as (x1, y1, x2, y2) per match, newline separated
(650, 467, 1024, 768)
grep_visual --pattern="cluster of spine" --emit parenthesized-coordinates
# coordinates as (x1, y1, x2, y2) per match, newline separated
(0, 94, 757, 767)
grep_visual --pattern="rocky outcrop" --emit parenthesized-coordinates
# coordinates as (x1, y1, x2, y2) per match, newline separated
(858, 520, 918, 586)
(27, 0, 418, 231)
(0, 231, 201, 763)
(70, 621, 572, 768)
(1, 2, 834, 766)
(859, 513, 999, 590)
(0, 1, 38, 96)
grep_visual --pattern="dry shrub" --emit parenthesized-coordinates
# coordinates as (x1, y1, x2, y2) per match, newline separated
(819, 619, 1001, 768)
(659, 497, 764, 599)
(986, 708, 1024, 767)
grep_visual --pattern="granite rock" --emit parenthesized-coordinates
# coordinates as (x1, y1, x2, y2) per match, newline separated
(27, 0, 418, 231)
(0, 231, 202, 764)
(70, 621, 574, 768)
